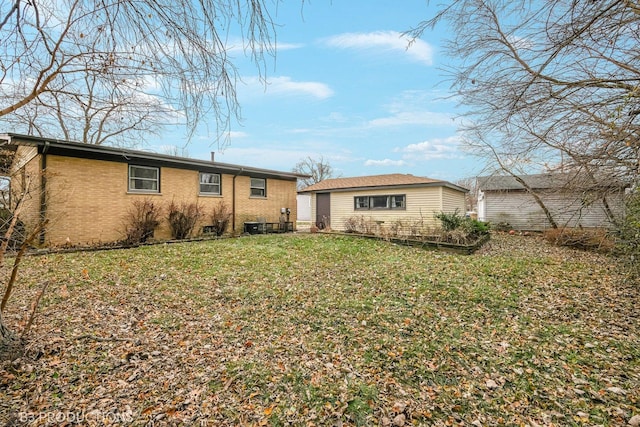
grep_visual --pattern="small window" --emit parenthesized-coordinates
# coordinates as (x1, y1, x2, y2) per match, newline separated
(370, 195, 389, 209)
(391, 195, 405, 209)
(250, 178, 266, 197)
(129, 165, 159, 192)
(354, 196, 369, 210)
(200, 173, 221, 195)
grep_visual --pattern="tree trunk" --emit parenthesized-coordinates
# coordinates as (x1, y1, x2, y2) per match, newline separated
(510, 174, 559, 229)
(0, 311, 22, 361)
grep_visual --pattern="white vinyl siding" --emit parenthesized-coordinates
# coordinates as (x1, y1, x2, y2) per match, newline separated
(329, 187, 445, 231)
(482, 189, 625, 230)
(441, 187, 466, 214)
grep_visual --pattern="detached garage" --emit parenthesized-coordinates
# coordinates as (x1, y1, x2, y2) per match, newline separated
(299, 174, 467, 231)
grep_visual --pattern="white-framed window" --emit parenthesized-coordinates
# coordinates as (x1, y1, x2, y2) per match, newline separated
(250, 177, 266, 197)
(370, 195, 389, 209)
(354, 196, 369, 210)
(354, 194, 405, 210)
(391, 195, 406, 209)
(199, 172, 221, 195)
(129, 165, 159, 192)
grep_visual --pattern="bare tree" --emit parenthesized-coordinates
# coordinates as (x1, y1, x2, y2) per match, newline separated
(455, 177, 478, 213)
(293, 156, 340, 190)
(0, 0, 277, 148)
(410, 1, 639, 225)
(0, 157, 49, 360)
(4, 73, 174, 146)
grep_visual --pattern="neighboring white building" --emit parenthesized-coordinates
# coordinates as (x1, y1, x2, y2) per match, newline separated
(296, 193, 311, 221)
(477, 173, 627, 230)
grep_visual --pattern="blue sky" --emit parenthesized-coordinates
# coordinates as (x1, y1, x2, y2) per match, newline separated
(158, 1, 479, 183)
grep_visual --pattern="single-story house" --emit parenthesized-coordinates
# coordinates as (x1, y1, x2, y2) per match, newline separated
(0, 133, 303, 246)
(298, 173, 467, 231)
(477, 173, 627, 230)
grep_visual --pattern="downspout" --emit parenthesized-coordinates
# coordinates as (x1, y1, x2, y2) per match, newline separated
(39, 141, 50, 244)
(232, 168, 244, 233)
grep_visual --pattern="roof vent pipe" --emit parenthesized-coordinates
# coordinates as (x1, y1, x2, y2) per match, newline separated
(210, 152, 215, 162)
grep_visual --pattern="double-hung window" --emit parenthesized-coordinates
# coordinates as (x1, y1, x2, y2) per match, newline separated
(129, 165, 159, 192)
(354, 196, 369, 210)
(390, 195, 406, 209)
(250, 178, 266, 197)
(200, 173, 221, 195)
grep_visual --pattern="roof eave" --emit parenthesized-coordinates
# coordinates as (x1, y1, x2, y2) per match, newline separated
(300, 181, 468, 193)
(0, 133, 301, 181)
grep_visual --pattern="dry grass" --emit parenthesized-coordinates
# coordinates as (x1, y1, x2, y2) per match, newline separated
(542, 227, 615, 252)
(0, 233, 638, 426)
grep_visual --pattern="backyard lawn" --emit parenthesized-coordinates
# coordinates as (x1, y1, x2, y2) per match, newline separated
(1, 233, 638, 426)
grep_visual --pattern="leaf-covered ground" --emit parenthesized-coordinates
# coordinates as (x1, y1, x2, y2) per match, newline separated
(1, 233, 638, 426)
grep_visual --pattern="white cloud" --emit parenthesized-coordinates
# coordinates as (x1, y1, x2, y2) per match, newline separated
(227, 130, 248, 139)
(397, 136, 462, 160)
(242, 76, 334, 100)
(323, 31, 433, 66)
(224, 37, 303, 54)
(275, 42, 305, 51)
(321, 112, 350, 123)
(368, 111, 455, 128)
(508, 35, 534, 50)
(267, 76, 334, 99)
(364, 159, 407, 167)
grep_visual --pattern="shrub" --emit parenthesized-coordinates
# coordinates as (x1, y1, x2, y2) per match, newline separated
(209, 202, 232, 236)
(460, 218, 491, 236)
(543, 227, 614, 252)
(435, 210, 489, 240)
(124, 199, 162, 244)
(439, 229, 470, 245)
(167, 201, 203, 240)
(435, 209, 464, 231)
(407, 218, 427, 237)
(343, 216, 377, 234)
(343, 216, 359, 233)
(493, 221, 512, 232)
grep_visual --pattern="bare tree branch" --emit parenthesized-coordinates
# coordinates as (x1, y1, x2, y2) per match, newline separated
(293, 156, 340, 190)
(413, 0, 639, 219)
(0, 0, 278, 147)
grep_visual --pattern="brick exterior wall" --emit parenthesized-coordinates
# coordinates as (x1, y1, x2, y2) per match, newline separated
(233, 175, 297, 229)
(14, 153, 298, 246)
(9, 146, 42, 239)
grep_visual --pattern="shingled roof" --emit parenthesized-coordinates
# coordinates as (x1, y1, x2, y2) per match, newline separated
(477, 173, 629, 191)
(299, 173, 466, 193)
(0, 133, 305, 181)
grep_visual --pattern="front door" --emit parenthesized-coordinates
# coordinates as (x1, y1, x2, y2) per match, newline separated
(316, 193, 330, 229)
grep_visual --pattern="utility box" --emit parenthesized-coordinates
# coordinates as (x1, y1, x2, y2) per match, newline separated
(243, 222, 262, 234)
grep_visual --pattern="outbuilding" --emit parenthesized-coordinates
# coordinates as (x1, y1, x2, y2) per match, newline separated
(299, 174, 467, 231)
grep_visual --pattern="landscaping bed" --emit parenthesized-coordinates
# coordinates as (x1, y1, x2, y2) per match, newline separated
(328, 231, 490, 255)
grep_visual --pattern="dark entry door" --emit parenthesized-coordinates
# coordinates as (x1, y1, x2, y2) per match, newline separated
(316, 193, 330, 229)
